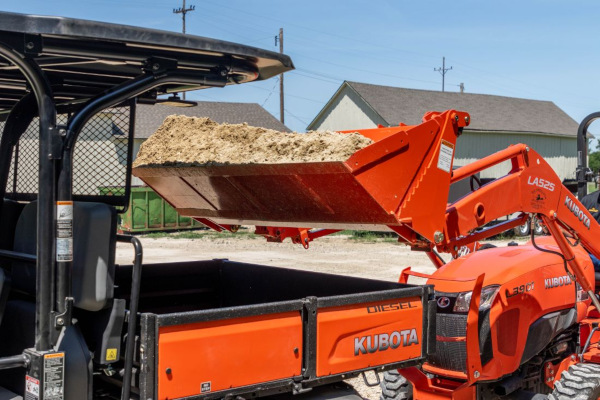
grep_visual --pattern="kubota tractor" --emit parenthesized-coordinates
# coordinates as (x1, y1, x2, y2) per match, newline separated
(371, 113, 600, 400)
(136, 105, 600, 400)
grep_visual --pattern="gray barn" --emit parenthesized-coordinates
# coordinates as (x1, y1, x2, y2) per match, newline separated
(307, 81, 581, 180)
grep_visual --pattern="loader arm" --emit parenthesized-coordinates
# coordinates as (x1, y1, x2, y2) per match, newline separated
(439, 143, 600, 299)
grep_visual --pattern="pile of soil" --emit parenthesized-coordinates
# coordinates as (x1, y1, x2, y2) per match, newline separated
(132, 116, 373, 167)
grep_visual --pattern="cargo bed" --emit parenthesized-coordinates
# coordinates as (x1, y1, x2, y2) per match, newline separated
(114, 260, 435, 400)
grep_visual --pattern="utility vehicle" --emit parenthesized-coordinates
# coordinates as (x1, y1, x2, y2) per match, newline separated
(0, 12, 433, 400)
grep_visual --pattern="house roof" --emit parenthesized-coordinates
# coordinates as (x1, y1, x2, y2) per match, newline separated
(312, 81, 580, 137)
(134, 101, 290, 139)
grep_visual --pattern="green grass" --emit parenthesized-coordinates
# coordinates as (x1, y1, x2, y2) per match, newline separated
(347, 230, 399, 243)
(142, 228, 257, 240)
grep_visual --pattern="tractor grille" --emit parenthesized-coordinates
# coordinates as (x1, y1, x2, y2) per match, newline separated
(428, 310, 467, 372)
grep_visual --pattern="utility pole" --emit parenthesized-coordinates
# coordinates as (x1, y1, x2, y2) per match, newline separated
(173, 0, 195, 34)
(275, 28, 284, 124)
(459, 82, 465, 93)
(434, 57, 452, 92)
(173, 0, 195, 99)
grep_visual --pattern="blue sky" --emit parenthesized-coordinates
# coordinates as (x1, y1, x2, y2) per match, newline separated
(2, 1, 600, 133)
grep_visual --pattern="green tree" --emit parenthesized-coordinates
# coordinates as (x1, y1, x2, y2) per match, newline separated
(589, 139, 600, 177)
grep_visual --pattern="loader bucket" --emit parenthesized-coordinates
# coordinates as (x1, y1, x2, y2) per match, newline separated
(133, 110, 469, 243)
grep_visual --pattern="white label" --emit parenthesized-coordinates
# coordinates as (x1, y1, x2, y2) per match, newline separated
(437, 140, 454, 173)
(56, 239, 73, 262)
(56, 202, 73, 262)
(201, 381, 211, 393)
(43, 353, 65, 400)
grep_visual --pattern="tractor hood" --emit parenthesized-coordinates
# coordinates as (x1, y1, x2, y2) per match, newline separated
(428, 236, 593, 294)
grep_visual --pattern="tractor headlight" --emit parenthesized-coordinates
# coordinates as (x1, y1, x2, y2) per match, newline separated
(453, 285, 500, 313)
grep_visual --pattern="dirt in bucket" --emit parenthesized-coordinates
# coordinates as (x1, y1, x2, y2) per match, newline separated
(132, 115, 373, 167)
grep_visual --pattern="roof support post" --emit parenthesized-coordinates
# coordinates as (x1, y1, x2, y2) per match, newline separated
(57, 68, 228, 316)
(576, 112, 600, 199)
(0, 41, 58, 352)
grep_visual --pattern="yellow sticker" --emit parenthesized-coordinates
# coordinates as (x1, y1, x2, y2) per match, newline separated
(106, 348, 118, 361)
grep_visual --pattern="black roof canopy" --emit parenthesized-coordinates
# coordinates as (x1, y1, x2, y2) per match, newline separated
(0, 11, 294, 113)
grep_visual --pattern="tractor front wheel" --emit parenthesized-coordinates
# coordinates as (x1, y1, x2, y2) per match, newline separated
(380, 370, 413, 400)
(549, 363, 600, 400)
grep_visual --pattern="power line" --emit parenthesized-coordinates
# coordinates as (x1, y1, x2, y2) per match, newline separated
(247, 84, 325, 104)
(284, 108, 309, 126)
(289, 71, 341, 85)
(434, 57, 452, 92)
(295, 53, 442, 86)
(201, 0, 439, 61)
(261, 77, 279, 107)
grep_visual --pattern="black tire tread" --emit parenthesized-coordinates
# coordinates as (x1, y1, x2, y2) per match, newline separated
(548, 363, 600, 400)
(379, 370, 412, 400)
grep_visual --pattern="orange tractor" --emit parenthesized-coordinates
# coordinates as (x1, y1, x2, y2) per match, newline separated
(136, 107, 600, 400)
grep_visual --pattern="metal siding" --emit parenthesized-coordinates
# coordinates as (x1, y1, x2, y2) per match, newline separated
(132, 138, 145, 186)
(310, 86, 386, 131)
(455, 132, 576, 180)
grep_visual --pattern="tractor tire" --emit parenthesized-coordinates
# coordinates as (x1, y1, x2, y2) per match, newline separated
(514, 220, 531, 237)
(548, 363, 600, 400)
(380, 370, 413, 400)
(534, 219, 545, 236)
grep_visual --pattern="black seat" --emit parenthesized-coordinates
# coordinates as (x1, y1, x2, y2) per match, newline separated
(11, 201, 117, 311)
(0, 201, 116, 397)
(0, 199, 25, 329)
(0, 269, 8, 328)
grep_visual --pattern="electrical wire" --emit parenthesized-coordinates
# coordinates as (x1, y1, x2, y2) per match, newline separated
(431, 250, 446, 265)
(469, 175, 482, 192)
(261, 77, 279, 107)
(530, 216, 576, 282)
(284, 108, 309, 126)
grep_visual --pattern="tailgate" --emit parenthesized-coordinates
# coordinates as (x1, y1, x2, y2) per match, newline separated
(316, 296, 424, 376)
(140, 286, 435, 400)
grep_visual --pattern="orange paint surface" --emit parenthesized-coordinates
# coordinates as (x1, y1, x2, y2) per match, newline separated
(316, 297, 423, 376)
(157, 312, 302, 399)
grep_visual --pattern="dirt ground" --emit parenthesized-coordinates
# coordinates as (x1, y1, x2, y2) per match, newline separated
(115, 232, 522, 399)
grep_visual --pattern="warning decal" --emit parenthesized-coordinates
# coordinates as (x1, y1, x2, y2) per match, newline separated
(43, 353, 65, 400)
(56, 201, 73, 262)
(25, 376, 40, 400)
(437, 140, 454, 173)
(106, 348, 118, 361)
